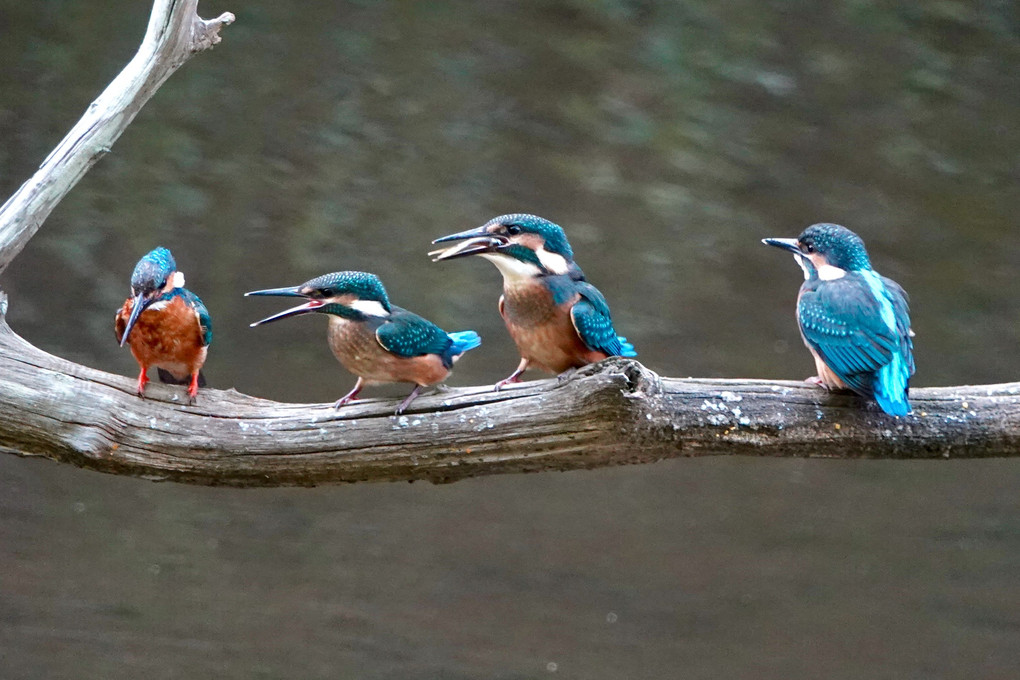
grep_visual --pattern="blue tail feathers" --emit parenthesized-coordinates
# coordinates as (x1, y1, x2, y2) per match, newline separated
(873, 352, 911, 416)
(874, 390, 911, 416)
(616, 336, 638, 358)
(447, 330, 482, 356)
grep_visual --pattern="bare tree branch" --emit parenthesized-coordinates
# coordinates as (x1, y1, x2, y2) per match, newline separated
(2, 312, 1019, 487)
(0, 0, 234, 274)
(2, 0, 1019, 488)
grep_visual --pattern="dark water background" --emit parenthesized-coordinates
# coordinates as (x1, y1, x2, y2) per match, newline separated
(1, 1, 1019, 677)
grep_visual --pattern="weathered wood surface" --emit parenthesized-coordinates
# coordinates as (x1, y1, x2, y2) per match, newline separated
(2, 0, 1020, 489)
(3, 305, 1019, 487)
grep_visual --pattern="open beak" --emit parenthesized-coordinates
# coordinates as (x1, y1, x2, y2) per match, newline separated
(245, 285, 326, 327)
(119, 291, 149, 347)
(248, 298, 326, 327)
(244, 285, 305, 298)
(762, 237, 802, 254)
(430, 227, 509, 262)
(429, 235, 506, 262)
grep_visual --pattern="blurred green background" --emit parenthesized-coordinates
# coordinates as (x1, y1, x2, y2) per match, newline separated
(1, 1, 1018, 678)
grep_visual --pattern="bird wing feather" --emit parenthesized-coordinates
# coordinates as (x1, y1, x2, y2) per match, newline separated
(569, 281, 626, 356)
(375, 307, 451, 358)
(173, 288, 213, 347)
(798, 274, 903, 395)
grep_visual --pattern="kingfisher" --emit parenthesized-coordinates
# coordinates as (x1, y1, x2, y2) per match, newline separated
(763, 223, 915, 416)
(115, 247, 212, 403)
(246, 271, 481, 415)
(431, 213, 636, 388)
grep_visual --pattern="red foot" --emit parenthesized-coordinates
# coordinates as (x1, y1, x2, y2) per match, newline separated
(804, 376, 825, 386)
(136, 367, 149, 397)
(494, 374, 523, 391)
(187, 372, 201, 404)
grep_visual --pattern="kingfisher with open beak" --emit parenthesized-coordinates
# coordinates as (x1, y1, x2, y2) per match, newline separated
(246, 271, 481, 415)
(115, 247, 212, 403)
(763, 223, 915, 416)
(431, 213, 636, 389)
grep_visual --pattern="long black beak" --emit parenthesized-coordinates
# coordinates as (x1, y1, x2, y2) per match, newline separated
(248, 299, 327, 327)
(762, 237, 802, 254)
(119, 291, 148, 347)
(429, 236, 505, 262)
(245, 285, 326, 327)
(244, 285, 305, 298)
(431, 226, 491, 244)
(430, 227, 508, 262)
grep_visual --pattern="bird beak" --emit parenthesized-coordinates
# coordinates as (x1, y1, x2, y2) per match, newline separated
(429, 235, 506, 262)
(762, 237, 802, 254)
(431, 226, 492, 244)
(119, 291, 149, 347)
(244, 285, 305, 298)
(248, 298, 326, 327)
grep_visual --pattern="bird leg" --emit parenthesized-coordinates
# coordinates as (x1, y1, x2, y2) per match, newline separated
(395, 384, 425, 416)
(494, 358, 529, 391)
(333, 378, 365, 410)
(804, 376, 826, 387)
(187, 372, 201, 404)
(135, 367, 149, 397)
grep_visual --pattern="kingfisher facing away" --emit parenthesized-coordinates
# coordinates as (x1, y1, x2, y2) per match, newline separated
(763, 223, 915, 416)
(246, 271, 481, 415)
(431, 213, 636, 389)
(115, 247, 212, 403)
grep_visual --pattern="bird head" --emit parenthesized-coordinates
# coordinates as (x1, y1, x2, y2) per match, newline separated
(430, 213, 579, 281)
(246, 271, 392, 326)
(120, 247, 183, 346)
(763, 223, 872, 280)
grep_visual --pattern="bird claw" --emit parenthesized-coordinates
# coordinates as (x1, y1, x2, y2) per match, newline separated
(333, 396, 356, 410)
(494, 376, 521, 392)
(804, 376, 826, 387)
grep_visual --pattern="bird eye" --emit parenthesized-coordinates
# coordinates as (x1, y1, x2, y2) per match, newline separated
(506, 224, 522, 235)
(159, 278, 168, 288)
(803, 243, 815, 253)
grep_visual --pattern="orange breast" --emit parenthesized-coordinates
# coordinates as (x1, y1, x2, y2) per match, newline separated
(115, 296, 207, 380)
(500, 284, 606, 374)
(327, 317, 450, 387)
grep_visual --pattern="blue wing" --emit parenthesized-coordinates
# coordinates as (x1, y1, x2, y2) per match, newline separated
(375, 307, 455, 362)
(569, 281, 636, 358)
(164, 287, 212, 346)
(798, 272, 912, 409)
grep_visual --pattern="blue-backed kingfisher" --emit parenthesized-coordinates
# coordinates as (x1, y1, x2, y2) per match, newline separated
(431, 213, 636, 388)
(246, 271, 481, 415)
(115, 247, 212, 403)
(763, 223, 915, 416)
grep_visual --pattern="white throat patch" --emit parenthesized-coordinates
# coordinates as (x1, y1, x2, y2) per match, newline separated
(347, 299, 390, 317)
(171, 271, 186, 288)
(480, 253, 542, 283)
(535, 246, 569, 275)
(818, 264, 847, 281)
(794, 254, 811, 281)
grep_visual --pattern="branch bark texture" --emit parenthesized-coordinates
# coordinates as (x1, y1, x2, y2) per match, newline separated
(3, 312, 1019, 487)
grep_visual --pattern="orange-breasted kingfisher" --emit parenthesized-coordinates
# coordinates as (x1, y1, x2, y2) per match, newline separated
(763, 223, 915, 416)
(115, 247, 212, 403)
(431, 213, 636, 389)
(246, 271, 481, 415)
